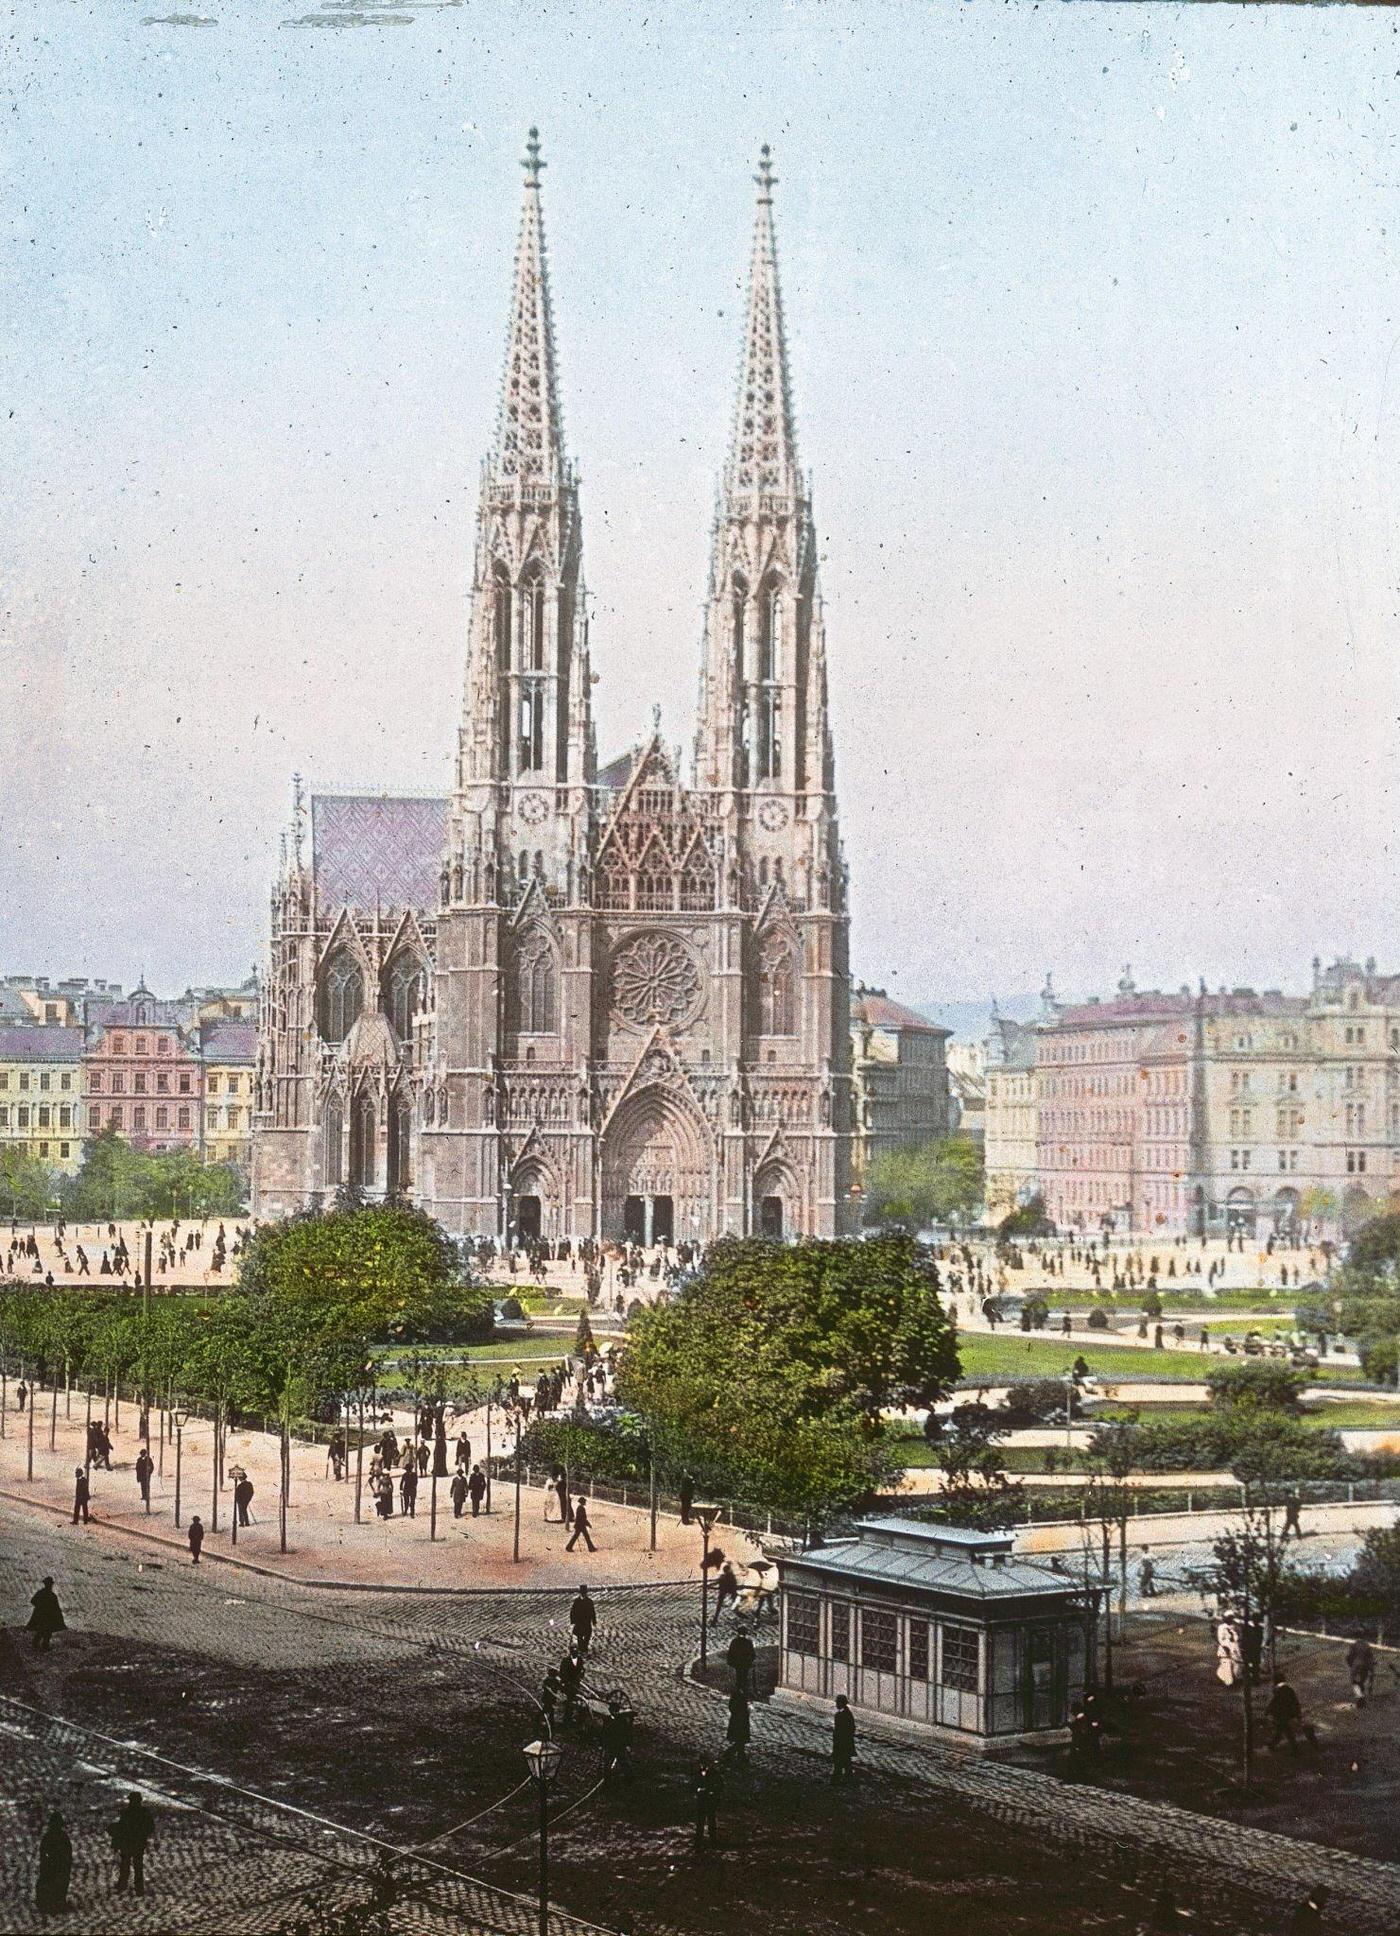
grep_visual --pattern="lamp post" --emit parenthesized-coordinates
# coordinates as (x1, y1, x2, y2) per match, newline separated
(522, 1736, 563, 1936)
(695, 1502, 720, 1673)
(172, 1409, 187, 1528)
(512, 1395, 533, 1564)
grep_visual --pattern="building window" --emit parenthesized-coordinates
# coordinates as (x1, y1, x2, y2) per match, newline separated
(158, 1037, 170, 1055)
(60, 1143, 69, 1158)
(0, 1107, 8, 1128)
(829, 1601, 851, 1664)
(136, 1037, 147, 1055)
(206, 1108, 218, 1132)
(60, 1073, 71, 1091)
(510, 934, 557, 1035)
(757, 934, 797, 1036)
(90, 1072, 102, 1093)
(786, 1592, 820, 1657)
(325, 1096, 344, 1185)
(110, 1107, 123, 1129)
(861, 1608, 898, 1674)
(177, 1106, 189, 1129)
(940, 1624, 980, 1692)
(179, 1074, 191, 1094)
(17, 1106, 29, 1128)
(114, 1036, 126, 1054)
(156, 1073, 169, 1094)
(908, 1620, 930, 1682)
(156, 1106, 169, 1130)
(38, 1106, 50, 1128)
(18, 1073, 29, 1091)
(386, 954, 427, 1043)
(59, 1106, 71, 1128)
(134, 1073, 147, 1094)
(133, 1106, 147, 1130)
(319, 951, 365, 1045)
(39, 1073, 50, 1092)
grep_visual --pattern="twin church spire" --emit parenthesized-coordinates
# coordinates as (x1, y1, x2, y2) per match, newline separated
(458, 134, 833, 860)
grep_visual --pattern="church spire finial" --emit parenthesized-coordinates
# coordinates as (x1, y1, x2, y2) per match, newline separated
(494, 127, 564, 487)
(727, 143, 799, 501)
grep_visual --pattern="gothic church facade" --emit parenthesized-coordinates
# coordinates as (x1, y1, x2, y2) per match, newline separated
(253, 138, 852, 1245)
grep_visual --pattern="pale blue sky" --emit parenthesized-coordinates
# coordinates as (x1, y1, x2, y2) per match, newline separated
(4, 1, 1399, 1013)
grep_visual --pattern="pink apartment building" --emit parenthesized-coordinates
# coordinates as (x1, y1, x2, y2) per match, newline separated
(83, 985, 203, 1153)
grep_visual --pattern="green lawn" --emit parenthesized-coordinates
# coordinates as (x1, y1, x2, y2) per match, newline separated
(957, 1334, 1209, 1383)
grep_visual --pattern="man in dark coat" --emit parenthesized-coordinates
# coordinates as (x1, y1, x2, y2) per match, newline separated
(110, 1791, 155, 1896)
(1267, 1676, 1307, 1754)
(399, 1464, 418, 1518)
(71, 1467, 90, 1526)
(468, 1463, 487, 1516)
(26, 1577, 66, 1653)
(34, 1810, 72, 1913)
(569, 1585, 597, 1657)
(449, 1468, 468, 1518)
(678, 1472, 694, 1525)
(565, 1498, 595, 1553)
(723, 1687, 751, 1763)
(135, 1446, 154, 1506)
(831, 1694, 856, 1785)
(233, 1476, 254, 1527)
(726, 1625, 756, 1697)
(188, 1515, 204, 1564)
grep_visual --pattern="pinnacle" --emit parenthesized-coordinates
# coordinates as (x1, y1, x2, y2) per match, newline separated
(726, 144, 800, 503)
(493, 129, 565, 489)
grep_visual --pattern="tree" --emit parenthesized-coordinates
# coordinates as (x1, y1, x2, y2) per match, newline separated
(0, 1147, 57, 1221)
(998, 1192, 1051, 1239)
(924, 1400, 1024, 1529)
(863, 1135, 985, 1230)
(618, 1235, 960, 1518)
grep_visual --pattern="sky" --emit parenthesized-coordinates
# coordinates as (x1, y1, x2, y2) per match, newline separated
(4, 0, 1400, 1017)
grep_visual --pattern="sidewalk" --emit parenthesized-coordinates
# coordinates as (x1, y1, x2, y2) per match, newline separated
(0, 1383, 757, 1592)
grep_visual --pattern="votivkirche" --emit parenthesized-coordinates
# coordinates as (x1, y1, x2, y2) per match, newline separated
(252, 136, 853, 1245)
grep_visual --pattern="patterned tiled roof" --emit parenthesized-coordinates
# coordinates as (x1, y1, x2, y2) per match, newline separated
(0, 1025, 84, 1063)
(86, 999, 194, 1034)
(201, 1020, 257, 1065)
(311, 794, 448, 915)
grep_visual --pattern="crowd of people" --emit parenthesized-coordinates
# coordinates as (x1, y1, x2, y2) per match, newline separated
(4, 1216, 251, 1288)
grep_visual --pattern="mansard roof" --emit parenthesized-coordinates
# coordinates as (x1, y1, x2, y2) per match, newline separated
(201, 1019, 257, 1066)
(310, 793, 448, 916)
(853, 990, 950, 1037)
(0, 1024, 84, 1063)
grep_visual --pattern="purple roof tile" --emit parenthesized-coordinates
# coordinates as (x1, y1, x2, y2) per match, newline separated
(311, 794, 448, 915)
(0, 1025, 84, 1062)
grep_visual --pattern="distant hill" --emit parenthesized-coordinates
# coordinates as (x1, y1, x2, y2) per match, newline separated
(909, 994, 1043, 1044)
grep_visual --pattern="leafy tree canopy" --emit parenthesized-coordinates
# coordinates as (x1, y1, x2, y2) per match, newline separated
(0, 1147, 59, 1220)
(61, 1128, 246, 1222)
(863, 1135, 985, 1230)
(617, 1235, 960, 1516)
(1207, 1360, 1305, 1415)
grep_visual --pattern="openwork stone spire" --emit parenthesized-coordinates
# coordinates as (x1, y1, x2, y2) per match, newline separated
(494, 128, 565, 487)
(726, 145, 800, 502)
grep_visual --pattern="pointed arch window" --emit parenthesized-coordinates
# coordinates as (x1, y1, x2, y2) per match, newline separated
(680, 840, 715, 912)
(510, 930, 558, 1035)
(598, 843, 631, 912)
(324, 1095, 344, 1186)
(385, 953, 426, 1045)
(387, 1092, 412, 1194)
(758, 933, 797, 1037)
(757, 577, 783, 782)
(636, 842, 675, 912)
(319, 951, 364, 1045)
(349, 1093, 376, 1188)
(517, 565, 546, 772)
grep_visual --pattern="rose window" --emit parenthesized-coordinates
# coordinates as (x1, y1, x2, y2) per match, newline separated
(611, 933, 701, 1027)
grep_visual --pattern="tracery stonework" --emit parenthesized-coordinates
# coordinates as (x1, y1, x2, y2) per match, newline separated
(611, 934, 701, 1028)
(253, 135, 852, 1244)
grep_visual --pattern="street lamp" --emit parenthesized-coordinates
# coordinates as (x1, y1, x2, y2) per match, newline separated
(522, 1736, 564, 1936)
(171, 1408, 188, 1528)
(695, 1502, 721, 1673)
(512, 1394, 534, 1564)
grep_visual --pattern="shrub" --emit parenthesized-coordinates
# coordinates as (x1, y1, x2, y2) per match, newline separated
(499, 1296, 525, 1322)
(1086, 1307, 1110, 1331)
(1207, 1360, 1305, 1414)
(1001, 1378, 1075, 1428)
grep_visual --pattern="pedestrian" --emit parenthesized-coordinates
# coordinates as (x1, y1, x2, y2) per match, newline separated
(600, 1692, 633, 1784)
(1282, 1491, 1304, 1541)
(110, 1790, 155, 1897)
(1287, 1886, 1329, 1935)
(16, 1378, 27, 1413)
(559, 1643, 585, 1728)
(416, 1438, 430, 1477)
(723, 1686, 751, 1763)
(1137, 1550, 1156, 1599)
(831, 1693, 856, 1785)
(693, 1759, 719, 1847)
(726, 1624, 756, 1697)
(553, 1466, 571, 1527)
(34, 1809, 73, 1914)
(449, 1468, 468, 1518)
(399, 1464, 417, 1518)
(71, 1466, 90, 1526)
(468, 1463, 487, 1516)
(135, 1446, 154, 1505)
(569, 1584, 597, 1657)
(456, 1431, 471, 1473)
(565, 1497, 596, 1553)
(678, 1472, 694, 1526)
(328, 1430, 346, 1482)
(188, 1514, 204, 1564)
(1346, 1636, 1375, 1706)
(540, 1667, 563, 1736)
(234, 1475, 254, 1527)
(710, 1559, 739, 1626)
(26, 1576, 66, 1653)
(1266, 1676, 1311, 1754)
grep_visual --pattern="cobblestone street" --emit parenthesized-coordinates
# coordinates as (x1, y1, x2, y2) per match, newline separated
(4, 1502, 1400, 1936)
